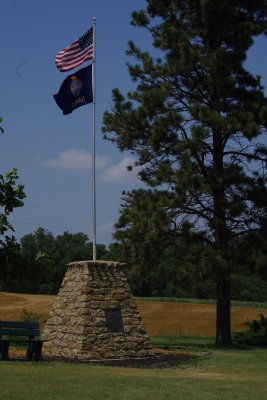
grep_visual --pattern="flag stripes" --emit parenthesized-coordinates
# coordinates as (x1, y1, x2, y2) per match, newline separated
(55, 27, 93, 72)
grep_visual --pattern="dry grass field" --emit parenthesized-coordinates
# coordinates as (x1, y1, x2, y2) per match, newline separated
(138, 300, 267, 336)
(0, 292, 55, 329)
(0, 291, 266, 336)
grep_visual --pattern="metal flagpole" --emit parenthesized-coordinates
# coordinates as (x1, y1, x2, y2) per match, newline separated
(92, 17, 97, 260)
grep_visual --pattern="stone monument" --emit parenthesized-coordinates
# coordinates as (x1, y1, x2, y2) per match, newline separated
(42, 260, 154, 360)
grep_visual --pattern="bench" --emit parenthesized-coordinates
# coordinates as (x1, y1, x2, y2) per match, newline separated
(0, 321, 43, 361)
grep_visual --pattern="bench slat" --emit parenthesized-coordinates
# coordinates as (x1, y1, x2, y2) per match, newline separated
(0, 321, 39, 329)
(0, 329, 40, 337)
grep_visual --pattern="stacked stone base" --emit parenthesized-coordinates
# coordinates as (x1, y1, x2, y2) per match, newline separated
(42, 261, 154, 360)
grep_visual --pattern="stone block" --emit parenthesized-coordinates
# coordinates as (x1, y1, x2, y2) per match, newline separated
(42, 260, 154, 360)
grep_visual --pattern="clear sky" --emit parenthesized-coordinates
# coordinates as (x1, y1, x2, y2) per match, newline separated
(0, 0, 266, 246)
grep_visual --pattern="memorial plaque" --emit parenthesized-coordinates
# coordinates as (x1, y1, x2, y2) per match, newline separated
(105, 308, 124, 333)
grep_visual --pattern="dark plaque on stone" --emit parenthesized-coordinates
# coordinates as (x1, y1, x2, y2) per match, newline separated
(105, 308, 124, 333)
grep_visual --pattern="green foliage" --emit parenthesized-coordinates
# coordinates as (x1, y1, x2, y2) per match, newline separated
(19, 308, 40, 323)
(0, 227, 110, 295)
(0, 169, 25, 237)
(112, 188, 267, 301)
(103, 1, 267, 345)
(234, 314, 267, 346)
(0, 116, 26, 286)
(231, 273, 267, 302)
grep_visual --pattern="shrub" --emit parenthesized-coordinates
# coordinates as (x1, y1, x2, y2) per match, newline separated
(234, 314, 267, 346)
(19, 308, 40, 323)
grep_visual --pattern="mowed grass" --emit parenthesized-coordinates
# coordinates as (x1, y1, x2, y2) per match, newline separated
(1, 292, 267, 399)
(1, 292, 267, 335)
(0, 347, 267, 400)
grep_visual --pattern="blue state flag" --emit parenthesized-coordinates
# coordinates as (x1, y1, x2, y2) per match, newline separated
(54, 65, 93, 115)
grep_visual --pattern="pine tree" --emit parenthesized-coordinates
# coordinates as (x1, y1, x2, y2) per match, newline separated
(103, 0, 267, 345)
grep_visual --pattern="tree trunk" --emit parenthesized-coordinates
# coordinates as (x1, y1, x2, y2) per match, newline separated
(213, 129, 232, 345)
(216, 274, 232, 345)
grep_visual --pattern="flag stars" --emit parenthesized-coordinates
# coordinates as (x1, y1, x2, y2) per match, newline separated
(79, 28, 93, 50)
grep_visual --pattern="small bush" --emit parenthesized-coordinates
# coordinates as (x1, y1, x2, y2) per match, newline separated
(19, 308, 40, 323)
(234, 314, 267, 346)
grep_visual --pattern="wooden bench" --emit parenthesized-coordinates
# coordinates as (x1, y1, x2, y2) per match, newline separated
(0, 321, 43, 361)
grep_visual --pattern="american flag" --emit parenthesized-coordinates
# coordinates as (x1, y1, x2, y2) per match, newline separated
(55, 27, 94, 72)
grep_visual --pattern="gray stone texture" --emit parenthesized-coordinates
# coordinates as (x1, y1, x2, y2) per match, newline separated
(42, 260, 154, 360)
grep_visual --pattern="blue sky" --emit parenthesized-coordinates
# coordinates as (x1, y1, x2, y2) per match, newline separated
(0, 0, 266, 247)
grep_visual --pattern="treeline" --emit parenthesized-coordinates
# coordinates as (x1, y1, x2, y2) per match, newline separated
(0, 228, 109, 295)
(110, 227, 267, 302)
(1, 227, 267, 302)
(122, 236, 267, 302)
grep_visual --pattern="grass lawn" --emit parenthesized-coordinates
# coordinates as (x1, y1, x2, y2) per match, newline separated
(1, 293, 266, 399)
(0, 342, 267, 400)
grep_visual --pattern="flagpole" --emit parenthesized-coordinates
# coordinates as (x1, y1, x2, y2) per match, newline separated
(92, 17, 97, 260)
